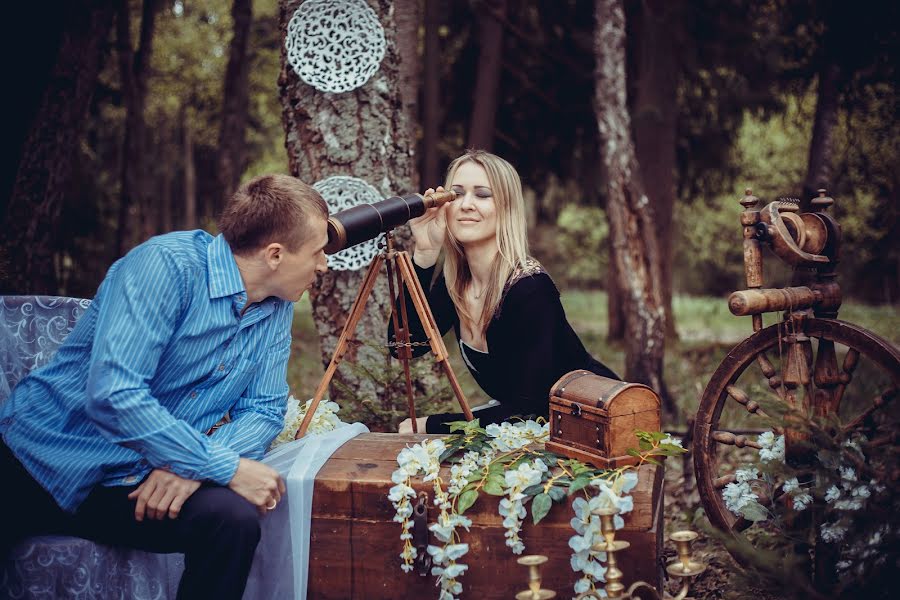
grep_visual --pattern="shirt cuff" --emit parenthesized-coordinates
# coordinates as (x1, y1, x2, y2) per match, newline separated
(205, 443, 241, 485)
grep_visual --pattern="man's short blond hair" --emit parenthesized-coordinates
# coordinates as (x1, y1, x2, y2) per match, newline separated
(218, 174, 328, 254)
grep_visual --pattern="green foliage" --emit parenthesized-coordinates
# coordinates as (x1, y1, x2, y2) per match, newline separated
(549, 205, 609, 288)
(329, 341, 457, 432)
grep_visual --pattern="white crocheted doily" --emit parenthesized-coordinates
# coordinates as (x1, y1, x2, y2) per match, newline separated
(285, 0, 386, 94)
(314, 175, 384, 271)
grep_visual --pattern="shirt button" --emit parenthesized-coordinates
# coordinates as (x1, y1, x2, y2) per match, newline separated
(190, 391, 198, 399)
(218, 364, 225, 371)
(124, 475, 138, 484)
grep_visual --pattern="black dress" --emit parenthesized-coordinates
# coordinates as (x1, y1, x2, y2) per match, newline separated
(389, 258, 619, 433)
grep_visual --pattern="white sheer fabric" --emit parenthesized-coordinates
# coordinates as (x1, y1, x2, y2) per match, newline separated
(243, 422, 369, 599)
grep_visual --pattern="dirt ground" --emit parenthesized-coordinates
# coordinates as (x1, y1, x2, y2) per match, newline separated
(659, 455, 779, 600)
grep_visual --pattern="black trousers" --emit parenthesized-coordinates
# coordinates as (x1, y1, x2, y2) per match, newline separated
(0, 440, 260, 600)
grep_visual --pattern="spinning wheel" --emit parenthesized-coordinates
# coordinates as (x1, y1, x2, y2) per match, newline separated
(693, 317, 899, 534)
(691, 189, 900, 557)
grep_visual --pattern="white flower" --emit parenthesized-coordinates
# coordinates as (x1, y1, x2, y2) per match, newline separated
(839, 466, 857, 482)
(825, 485, 841, 503)
(782, 477, 800, 494)
(504, 460, 546, 489)
(757, 432, 785, 463)
(723, 481, 758, 515)
(820, 522, 848, 543)
(660, 434, 683, 448)
(792, 492, 813, 511)
(269, 395, 347, 449)
(735, 466, 759, 483)
(851, 485, 871, 498)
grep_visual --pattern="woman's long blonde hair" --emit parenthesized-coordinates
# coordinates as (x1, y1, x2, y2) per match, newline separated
(442, 150, 530, 335)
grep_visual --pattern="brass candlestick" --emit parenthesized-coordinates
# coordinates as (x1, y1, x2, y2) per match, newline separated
(515, 555, 556, 600)
(572, 507, 706, 600)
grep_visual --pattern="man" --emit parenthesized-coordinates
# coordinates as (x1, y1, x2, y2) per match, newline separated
(0, 174, 329, 599)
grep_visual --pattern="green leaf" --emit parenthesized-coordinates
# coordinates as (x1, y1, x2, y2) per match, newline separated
(522, 484, 544, 497)
(548, 486, 566, 502)
(457, 489, 479, 514)
(488, 461, 507, 475)
(739, 502, 768, 522)
(532, 493, 552, 524)
(626, 448, 642, 458)
(568, 473, 593, 495)
(483, 474, 506, 496)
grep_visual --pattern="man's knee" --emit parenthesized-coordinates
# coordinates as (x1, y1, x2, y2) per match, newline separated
(188, 487, 261, 545)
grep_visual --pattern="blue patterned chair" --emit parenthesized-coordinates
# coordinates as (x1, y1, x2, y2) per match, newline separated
(0, 296, 184, 599)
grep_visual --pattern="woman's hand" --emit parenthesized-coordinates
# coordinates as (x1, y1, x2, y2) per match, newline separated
(410, 186, 448, 268)
(398, 416, 430, 434)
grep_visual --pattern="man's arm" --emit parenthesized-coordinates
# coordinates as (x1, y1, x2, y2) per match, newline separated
(207, 307, 293, 457)
(85, 243, 239, 485)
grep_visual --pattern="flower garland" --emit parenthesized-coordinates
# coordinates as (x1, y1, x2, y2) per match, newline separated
(389, 421, 684, 599)
(269, 395, 345, 450)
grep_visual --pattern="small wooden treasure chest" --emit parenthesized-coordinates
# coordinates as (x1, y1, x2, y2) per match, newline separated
(545, 370, 661, 468)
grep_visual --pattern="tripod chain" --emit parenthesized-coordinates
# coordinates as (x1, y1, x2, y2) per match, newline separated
(385, 340, 432, 348)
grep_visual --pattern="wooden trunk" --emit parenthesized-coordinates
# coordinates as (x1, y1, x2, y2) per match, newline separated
(308, 433, 664, 599)
(546, 370, 661, 469)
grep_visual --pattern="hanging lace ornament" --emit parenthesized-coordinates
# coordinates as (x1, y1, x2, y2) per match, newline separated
(314, 176, 384, 271)
(285, 0, 386, 94)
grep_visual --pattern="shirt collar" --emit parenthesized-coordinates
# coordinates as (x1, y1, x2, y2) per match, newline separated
(207, 234, 246, 299)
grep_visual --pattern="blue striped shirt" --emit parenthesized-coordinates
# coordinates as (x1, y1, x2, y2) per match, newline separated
(0, 231, 292, 512)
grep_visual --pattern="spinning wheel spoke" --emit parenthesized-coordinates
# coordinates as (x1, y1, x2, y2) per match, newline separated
(842, 388, 896, 433)
(713, 474, 735, 489)
(755, 352, 784, 397)
(832, 347, 860, 410)
(712, 430, 762, 449)
(726, 384, 772, 420)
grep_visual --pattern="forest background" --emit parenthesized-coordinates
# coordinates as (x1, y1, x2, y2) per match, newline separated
(1, 0, 897, 428)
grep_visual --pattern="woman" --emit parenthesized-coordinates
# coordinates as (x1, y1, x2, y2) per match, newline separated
(391, 150, 617, 433)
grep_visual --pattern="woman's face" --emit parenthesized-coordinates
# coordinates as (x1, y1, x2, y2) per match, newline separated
(447, 161, 498, 249)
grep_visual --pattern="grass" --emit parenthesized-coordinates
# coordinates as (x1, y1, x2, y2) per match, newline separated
(288, 290, 899, 430)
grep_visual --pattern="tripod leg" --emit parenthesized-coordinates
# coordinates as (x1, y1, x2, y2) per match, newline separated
(386, 254, 419, 431)
(396, 252, 475, 421)
(295, 255, 384, 439)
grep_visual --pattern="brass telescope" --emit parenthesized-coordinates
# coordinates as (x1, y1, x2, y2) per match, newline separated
(324, 189, 459, 254)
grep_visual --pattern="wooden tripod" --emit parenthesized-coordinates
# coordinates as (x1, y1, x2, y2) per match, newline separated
(295, 233, 473, 438)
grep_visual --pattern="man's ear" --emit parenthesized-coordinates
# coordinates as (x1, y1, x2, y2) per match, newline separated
(264, 243, 283, 270)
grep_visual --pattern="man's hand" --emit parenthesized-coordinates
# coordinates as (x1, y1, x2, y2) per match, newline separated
(128, 469, 202, 522)
(228, 458, 286, 515)
(398, 416, 429, 434)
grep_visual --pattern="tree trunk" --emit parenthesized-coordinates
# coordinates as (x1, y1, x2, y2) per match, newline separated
(802, 62, 841, 208)
(115, 0, 161, 258)
(606, 237, 625, 340)
(422, 0, 441, 187)
(631, 0, 679, 339)
(278, 0, 444, 426)
(2, 0, 115, 294)
(395, 0, 420, 181)
(217, 0, 253, 208)
(182, 105, 197, 230)
(467, 0, 506, 151)
(594, 0, 672, 415)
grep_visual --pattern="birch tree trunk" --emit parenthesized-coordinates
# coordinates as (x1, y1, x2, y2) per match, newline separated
(594, 0, 672, 415)
(278, 0, 445, 427)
